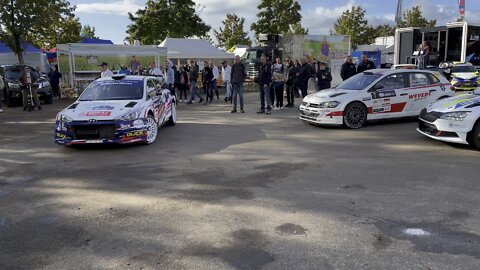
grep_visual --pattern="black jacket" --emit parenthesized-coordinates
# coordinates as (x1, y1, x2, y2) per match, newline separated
(285, 64, 296, 86)
(190, 65, 199, 82)
(231, 62, 246, 84)
(317, 69, 332, 90)
(257, 63, 272, 85)
(341, 62, 356, 81)
(357, 60, 376, 73)
(202, 66, 213, 83)
(297, 63, 311, 84)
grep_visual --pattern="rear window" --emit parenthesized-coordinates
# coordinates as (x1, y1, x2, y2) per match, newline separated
(409, 73, 430, 87)
(452, 65, 476, 73)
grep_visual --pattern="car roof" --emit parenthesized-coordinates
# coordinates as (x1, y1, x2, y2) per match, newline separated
(96, 75, 156, 82)
(364, 69, 436, 75)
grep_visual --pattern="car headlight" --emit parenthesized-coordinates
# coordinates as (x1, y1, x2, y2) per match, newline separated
(319, 101, 341, 108)
(117, 110, 142, 122)
(440, 111, 470, 121)
(58, 114, 73, 123)
(7, 82, 21, 89)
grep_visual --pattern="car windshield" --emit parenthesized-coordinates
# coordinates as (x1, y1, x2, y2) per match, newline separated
(4, 67, 39, 81)
(336, 73, 383, 90)
(452, 65, 476, 73)
(79, 79, 144, 101)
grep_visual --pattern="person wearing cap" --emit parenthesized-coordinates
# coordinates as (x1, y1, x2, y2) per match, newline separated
(316, 62, 332, 91)
(221, 60, 232, 102)
(100, 62, 114, 78)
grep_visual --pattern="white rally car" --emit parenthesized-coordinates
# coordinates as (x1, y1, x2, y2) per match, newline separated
(417, 91, 480, 149)
(55, 75, 176, 146)
(299, 69, 454, 128)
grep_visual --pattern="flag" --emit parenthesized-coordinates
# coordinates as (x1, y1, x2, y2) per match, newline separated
(459, 0, 465, 16)
(395, 0, 403, 24)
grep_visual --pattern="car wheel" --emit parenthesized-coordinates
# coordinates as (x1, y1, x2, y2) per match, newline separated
(343, 102, 367, 129)
(166, 102, 176, 126)
(145, 115, 158, 144)
(44, 95, 53, 104)
(469, 120, 480, 150)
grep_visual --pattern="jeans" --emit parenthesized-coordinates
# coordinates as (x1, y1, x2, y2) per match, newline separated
(286, 83, 295, 105)
(270, 84, 275, 106)
(211, 79, 219, 99)
(178, 84, 188, 100)
(224, 80, 231, 98)
(232, 82, 244, 110)
(189, 81, 204, 102)
(274, 81, 284, 107)
(259, 84, 271, 111)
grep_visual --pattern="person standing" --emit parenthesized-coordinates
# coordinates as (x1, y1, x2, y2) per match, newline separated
(293, 60, 301, 98)
(297, 58, 311, 98)
(420, 41, 430, 68)
(21, 67, 41, 110)
(340, 56, 356, 81)
(130, 56, 140, 74)
(118, 64, 132, 75)
(230, 55, 246, 113)
(202, 62, 213, 103)
(186, 60, 204, 104)
(177, 66, 189, 103)
(256, 54, 272, 115)
(317, 62, 332, 91)
(222, 60, 232, 102)
(148, 62, 164, 77)
(356, 54, 376, 73)
(48, 65, 62, 100)
(285, 58, 296, 108)
(272, 58, 285, 110)
(99, 62, 114, 78)
(0, 75, 4, 113)
(165, 60, 175, 96)
(210, 61, 220, 101)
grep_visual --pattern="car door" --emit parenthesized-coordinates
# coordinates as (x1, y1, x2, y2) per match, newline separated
(146, 79, 161, 121)
(403, 72, 440, 113)
(368, 73, 408, 119)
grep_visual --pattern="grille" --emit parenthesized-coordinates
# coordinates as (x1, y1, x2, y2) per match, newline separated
(418, 121, 438, 136)
(302, 102, 320, 108)
(419, 109, 443, 123)
(70, 124, 116, 140)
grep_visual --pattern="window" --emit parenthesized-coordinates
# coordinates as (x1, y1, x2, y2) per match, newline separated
(79, 79, 144, 101)
(375, 74, 406, 91)
(337, 73, 383, 90)
(428, 73, 441, 84)
(146, 79, 156, 99)
(409, 73, 430, 87)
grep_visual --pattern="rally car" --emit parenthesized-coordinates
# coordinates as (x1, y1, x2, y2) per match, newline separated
(55, 74, 176, 146)
(299, 69, 454, 128)
(417, 90, 480, 149)
(449, 63, 480, 91)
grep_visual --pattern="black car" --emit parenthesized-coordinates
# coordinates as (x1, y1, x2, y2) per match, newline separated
(0, 65, 53, 107)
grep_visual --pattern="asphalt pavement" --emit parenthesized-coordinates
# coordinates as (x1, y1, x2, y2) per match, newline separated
(0, 93, 479, 270)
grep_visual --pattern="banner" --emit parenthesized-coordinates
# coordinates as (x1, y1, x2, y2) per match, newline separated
(459, 0, 465, 16)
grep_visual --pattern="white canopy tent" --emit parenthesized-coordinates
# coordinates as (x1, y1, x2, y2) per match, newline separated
(159, 38, 234, 60)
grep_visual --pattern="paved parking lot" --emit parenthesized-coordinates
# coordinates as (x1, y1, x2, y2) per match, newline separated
(0, 93, 479, 270)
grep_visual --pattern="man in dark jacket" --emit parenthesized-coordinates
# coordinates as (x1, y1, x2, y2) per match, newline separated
(297, 58, 311, 98)
(202, 62, 213, 103)
(48, 65, 62, 100)
(340, 56, 357, 81)
(186, 60, 205, 104)
(285, 58, 296, 108)
(356, 54, 376, 73)
(256, 54, 272, 114)
(317, 62, 332, 91)
(230, 55, 247, 113)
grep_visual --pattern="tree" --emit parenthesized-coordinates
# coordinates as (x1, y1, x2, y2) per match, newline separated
(81, 25, 98, 39)
(126, 0, 211, 45)
(373, 24, 396, 37)
(0, 0, 75, 64)
(250, 0, 307, 38)
(33, 15, 82, 49)
(214, 13, 251, 49)
(334, 6, 374, 50)
(397, 6, 436, 28)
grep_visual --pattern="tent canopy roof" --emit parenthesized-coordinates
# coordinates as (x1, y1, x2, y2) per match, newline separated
(159, 38, 233, 59)
(81, 38, 114, 44)
(0, 42, 41, 53)
(57, 43, 167, 56)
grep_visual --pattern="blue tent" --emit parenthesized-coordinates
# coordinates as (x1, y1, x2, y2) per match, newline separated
(0, 42, 41, 53)
(81, 38, 113, 44)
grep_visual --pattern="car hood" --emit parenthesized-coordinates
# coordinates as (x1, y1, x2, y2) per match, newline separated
(303, 88, 358, 103)
(426, 94, 480, 113)
(452, 72, 478, 80)
(61, 100, 141, 120)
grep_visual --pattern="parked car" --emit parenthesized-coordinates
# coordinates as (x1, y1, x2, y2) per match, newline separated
(448, 62, 480, 91)
(299, 69, 454, 128)
(418, 90, 480, 149)
(55, 74, 176, 146)
(0, 65, 52, 107)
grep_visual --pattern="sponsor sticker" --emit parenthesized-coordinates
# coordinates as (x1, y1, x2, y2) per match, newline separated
(126, 130, 145, 137)
(56, 132, 67, 139)
(80, 111, 111, 117)
(91, 105, 114, 111)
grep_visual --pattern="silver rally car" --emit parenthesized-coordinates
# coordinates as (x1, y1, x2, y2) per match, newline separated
(418, 89, 480, 149)
(55, 75, 176, 146)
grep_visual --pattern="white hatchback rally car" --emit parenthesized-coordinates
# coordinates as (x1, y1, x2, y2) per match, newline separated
(417, 92, 480, 149)
(55, 75, 176, 146)
(299, 69, 454, 128)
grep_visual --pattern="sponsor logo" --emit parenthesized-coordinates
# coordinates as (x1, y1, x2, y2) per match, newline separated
(80, 111, 112, 117)
(91, 105, 114, 111)
(126, 130, 145, 137)
(409, 92, 431, 100)
(56, 132, 67, 139)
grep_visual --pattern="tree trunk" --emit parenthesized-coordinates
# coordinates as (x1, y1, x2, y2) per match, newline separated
(13, 34, 25, 65)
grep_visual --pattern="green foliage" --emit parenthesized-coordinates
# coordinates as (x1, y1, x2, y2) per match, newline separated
(373, 24, 396, 37)
(214, 13, 251, 49)
(81, 25, 98, 39)
(397, 6, 436, 28)
(250, 0, 307, 38)
(0, 0, 75, 63)
(334, 6, 374, 50)
(34, 15, 82, 49)
(126, 0, 211, 45)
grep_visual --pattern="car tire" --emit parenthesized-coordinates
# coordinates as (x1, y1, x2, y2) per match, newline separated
(469, 120, 480, 150)
(166, 102, 176, 126)
(44, 95, 53, 104)
(343, 102, 367, 129)
(145, 114, 158, 144)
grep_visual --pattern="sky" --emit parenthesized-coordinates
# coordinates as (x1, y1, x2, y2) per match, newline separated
(70, 0, 480, 44)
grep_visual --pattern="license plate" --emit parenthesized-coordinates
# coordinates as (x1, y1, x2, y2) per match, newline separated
(86, 140, 103, 144)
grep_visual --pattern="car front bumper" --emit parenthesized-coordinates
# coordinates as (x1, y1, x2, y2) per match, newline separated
(55, 119, 148, 145)
(417, 117, 470, 145)
(299, 105, 343, 125)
